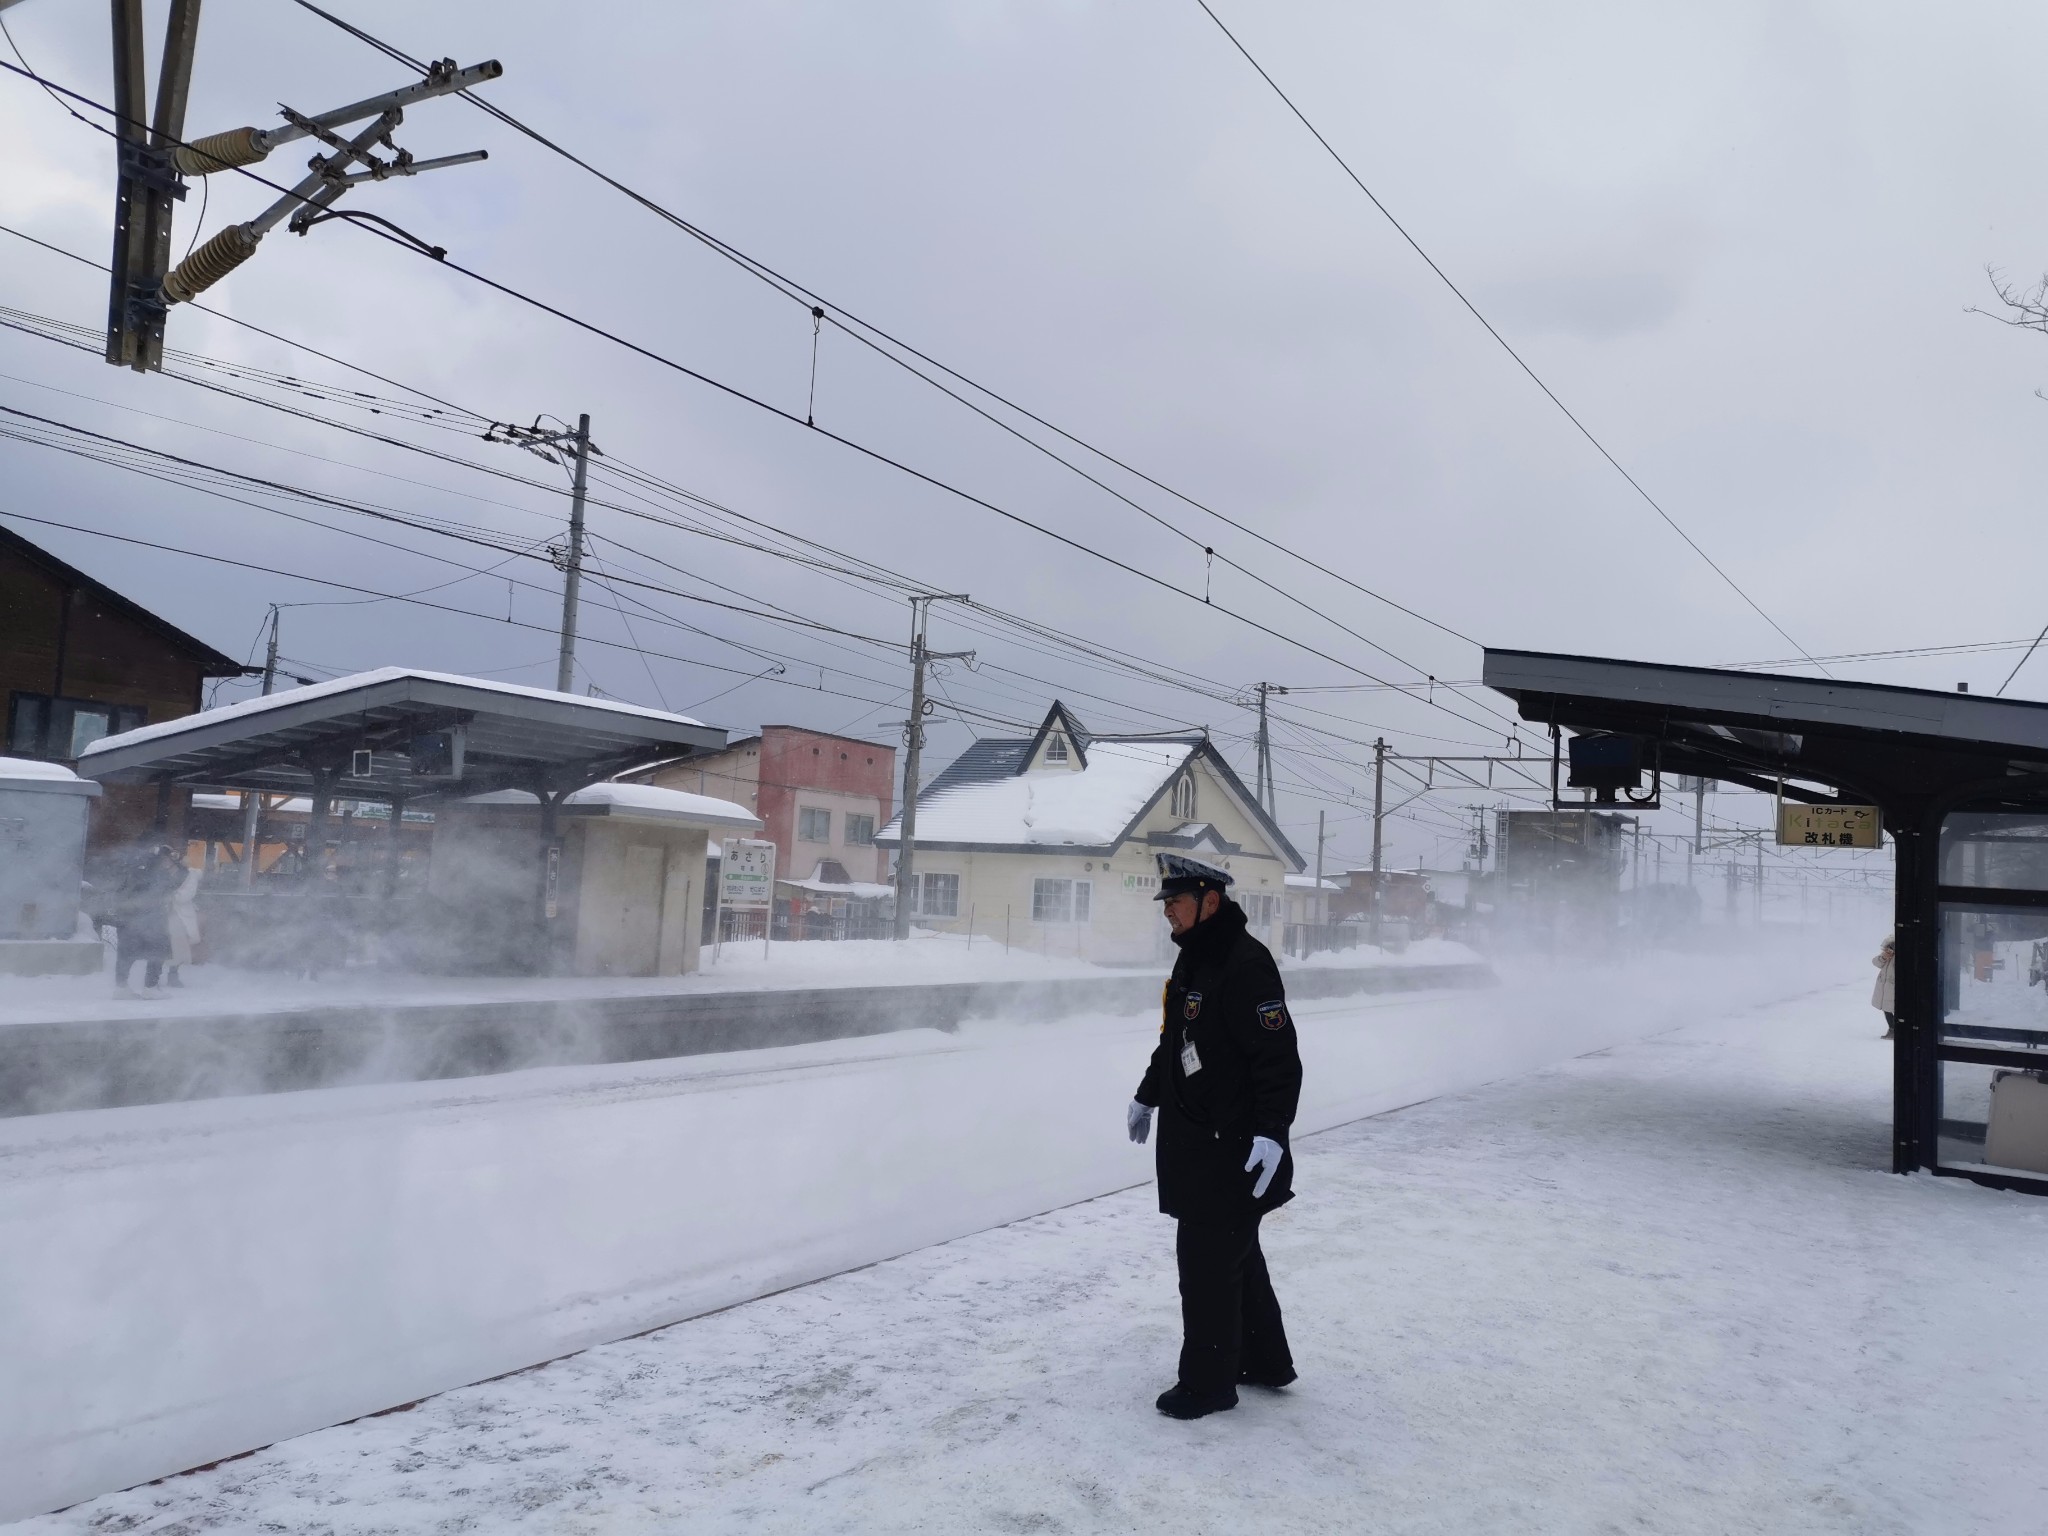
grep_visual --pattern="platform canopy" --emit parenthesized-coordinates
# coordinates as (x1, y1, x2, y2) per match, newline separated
(76, 668, 728, 802)
(1483, 648, 2048, 807)
(1484, 648, 2048, 1196)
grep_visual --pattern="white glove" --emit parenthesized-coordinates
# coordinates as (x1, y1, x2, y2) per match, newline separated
(1127, 1099, 1153, 1144)
(1245, 1135, 1284, 1199)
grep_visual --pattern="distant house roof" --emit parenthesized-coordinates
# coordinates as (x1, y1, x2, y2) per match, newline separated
(1, 523, 244, 676)
(875, 701, 1303, 866)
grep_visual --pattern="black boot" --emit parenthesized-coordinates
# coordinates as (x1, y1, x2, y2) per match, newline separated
(1238, 1364, 1297, 1389)
(1155, 1383, 1237, 1419)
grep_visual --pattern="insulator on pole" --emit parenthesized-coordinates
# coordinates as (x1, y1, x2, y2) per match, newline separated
(161, 223, 262, 303)
(170, 126, 269, 175)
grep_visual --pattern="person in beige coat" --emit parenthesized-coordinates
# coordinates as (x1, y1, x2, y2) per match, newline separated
(166, 861, 203, 989)
(1872, 934, 1896, 1039)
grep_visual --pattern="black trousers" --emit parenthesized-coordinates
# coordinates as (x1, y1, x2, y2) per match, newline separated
(115, 927, 165, 989)
(1176, 1217, 1291, 1392)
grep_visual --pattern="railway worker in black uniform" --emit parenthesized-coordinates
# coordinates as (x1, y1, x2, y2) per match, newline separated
(1128, 852, 1302, 1420)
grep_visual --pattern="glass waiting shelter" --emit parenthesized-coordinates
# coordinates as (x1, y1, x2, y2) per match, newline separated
(1483, 648, 2048, 1195)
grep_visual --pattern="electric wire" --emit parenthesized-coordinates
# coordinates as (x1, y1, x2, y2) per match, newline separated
(1190, 0, 1826, 674)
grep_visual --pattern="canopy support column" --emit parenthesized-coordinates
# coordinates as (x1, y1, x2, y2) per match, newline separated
(1890, 808, 1939, 1174)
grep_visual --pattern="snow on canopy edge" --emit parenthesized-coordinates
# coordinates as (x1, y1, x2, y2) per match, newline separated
(464, 782, 760, 829)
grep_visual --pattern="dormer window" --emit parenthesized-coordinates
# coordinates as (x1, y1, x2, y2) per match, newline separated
(1046, 734, 1068, 764)
(1171, 773, 1196, 820)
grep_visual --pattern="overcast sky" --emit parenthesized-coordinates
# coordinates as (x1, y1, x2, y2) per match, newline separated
(3, 0, 2041, 874)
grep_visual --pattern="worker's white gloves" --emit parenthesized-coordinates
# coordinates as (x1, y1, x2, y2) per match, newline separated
(1127, 1100, 1153, 1144)
(1245, 1136, 1284, 1199)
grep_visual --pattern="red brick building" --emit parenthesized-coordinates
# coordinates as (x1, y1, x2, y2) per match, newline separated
(634, 725, 895, 884)
(1, 525, 244, 846)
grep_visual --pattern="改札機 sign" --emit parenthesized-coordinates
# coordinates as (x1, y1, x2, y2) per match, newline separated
(1777, 804, 1882, 849)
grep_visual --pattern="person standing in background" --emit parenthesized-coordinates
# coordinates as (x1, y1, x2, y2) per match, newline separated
(1873, 934, 1896, 1039)
(112, 843, 181, 995)
(165, 852, 202, 988)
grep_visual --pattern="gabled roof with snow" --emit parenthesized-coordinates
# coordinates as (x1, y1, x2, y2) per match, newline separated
(874, 702, 1302, 866)
(878, 737, 1197, 851)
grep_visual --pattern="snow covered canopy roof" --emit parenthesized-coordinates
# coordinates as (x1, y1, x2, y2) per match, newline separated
(463, 782, 761, 830)
(875, 702, 1301, 863)
(76, 668, 727, 801)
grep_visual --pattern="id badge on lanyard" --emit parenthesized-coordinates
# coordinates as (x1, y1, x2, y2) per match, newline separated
(1179, 1033, 1202, 1076)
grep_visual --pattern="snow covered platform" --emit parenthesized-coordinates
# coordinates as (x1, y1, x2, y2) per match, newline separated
(15, 942, 2028, 1531)
(0, 939, 1491, 1117)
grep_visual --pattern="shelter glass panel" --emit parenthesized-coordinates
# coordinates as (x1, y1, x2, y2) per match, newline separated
(1938, 903, 2048, 1056)
(1939, 1059, 2048, 1181)
(1940, 812, 2048, 892)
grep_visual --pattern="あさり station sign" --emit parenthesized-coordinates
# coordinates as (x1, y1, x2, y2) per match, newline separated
(1777, 803, 1882, 849)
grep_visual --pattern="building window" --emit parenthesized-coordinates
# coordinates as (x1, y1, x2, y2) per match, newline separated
(6, 693, 145, 762)
(1046, 733, 1068, 763)
(798, 806, 831, 843)
(1033, 877, 1091, 924)
(1243, 892, 1277, 926)
(917, 871, 959, 917)
(1171, 773, 1196, 820)
(845, 813, 876, 845)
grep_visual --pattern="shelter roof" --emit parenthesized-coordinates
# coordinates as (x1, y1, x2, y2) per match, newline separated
(76, 668, 726, 800)
(1482, 648, 2048, 809)
(462, 781, 760, 830)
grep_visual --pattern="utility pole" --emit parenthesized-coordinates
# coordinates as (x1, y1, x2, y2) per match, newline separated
(555, 414, 591, 693)
(1694, 778, 1706, 854)
(1313, 807, 1326, 944)
(239, 604, 279, 889)
(1370, 737, 1387, 945)
(1252, 682, 1289, 815)
(482, 415, 595, 692)
(893, 594, 972, 940)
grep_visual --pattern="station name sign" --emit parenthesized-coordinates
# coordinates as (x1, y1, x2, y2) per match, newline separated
(1776, 803, 1882, 849)
(720, 838, 777, 908)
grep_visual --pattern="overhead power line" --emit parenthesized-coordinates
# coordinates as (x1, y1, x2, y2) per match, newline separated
(0, 57, 1538, 751)
(1190, 0, 1826, 675)
(278, 3, 1496, 663)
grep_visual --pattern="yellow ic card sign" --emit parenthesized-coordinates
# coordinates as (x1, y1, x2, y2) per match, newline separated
(1776, 803, 1882, 849)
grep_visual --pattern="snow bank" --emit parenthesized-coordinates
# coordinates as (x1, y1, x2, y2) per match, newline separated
(0, 931, 1868, 1521)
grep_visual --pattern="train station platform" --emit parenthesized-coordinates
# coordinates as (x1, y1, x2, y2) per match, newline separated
(18, 963, 2038, 1534)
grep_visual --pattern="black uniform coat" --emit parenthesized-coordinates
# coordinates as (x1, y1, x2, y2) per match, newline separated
(1134, 898, 1303, 1225)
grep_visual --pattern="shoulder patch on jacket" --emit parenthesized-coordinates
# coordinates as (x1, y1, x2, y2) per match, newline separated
(1256, 999, 1289, 1031)
(1183, 990, 1204, 1020)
